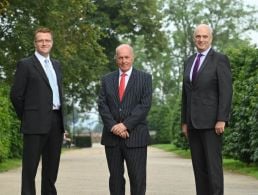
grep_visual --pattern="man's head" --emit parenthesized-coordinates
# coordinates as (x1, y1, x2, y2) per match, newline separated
(34, 27, 53, 57)
(193, 24, 213, 53)
(115, 44, 134, 72)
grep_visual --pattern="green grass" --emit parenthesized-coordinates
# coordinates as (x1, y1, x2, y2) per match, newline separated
(154, 144, 191, 158)
(0, 159, 21, 172)
(153, 144, 258, 180)
(223, 159, 258, 179)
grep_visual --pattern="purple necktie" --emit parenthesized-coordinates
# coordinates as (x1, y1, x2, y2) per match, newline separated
(192, 53, 203, 82)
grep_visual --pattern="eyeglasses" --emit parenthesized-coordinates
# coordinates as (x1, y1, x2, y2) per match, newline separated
(35, 39, 52, 44)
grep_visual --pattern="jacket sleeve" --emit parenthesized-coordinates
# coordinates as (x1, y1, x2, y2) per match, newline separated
(10, 60, 28, 120)
(181, 59, 188, 124)
(216, 55, 233, 122)
(98, 77, 117, 132)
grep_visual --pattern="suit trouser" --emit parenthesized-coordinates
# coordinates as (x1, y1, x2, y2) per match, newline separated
(105, 141, 147, 195)
(188, 128, 223, 195)
(21, 110, 63, 195)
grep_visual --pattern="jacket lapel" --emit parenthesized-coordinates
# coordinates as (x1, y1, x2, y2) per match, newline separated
(194, 48, 214, 83)
(113, 70, 120, 102)
(32, 55, 50, 87)
(122, 68, 136, 100)
(186, 55, 195, 85)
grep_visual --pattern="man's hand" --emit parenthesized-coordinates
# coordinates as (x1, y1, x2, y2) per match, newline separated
(215, 121, 225, 135)
(111, 123, 129, 139)
(182, 123, 188, 138)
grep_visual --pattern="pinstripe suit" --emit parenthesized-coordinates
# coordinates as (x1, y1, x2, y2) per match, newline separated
(98, 67, 152, 195)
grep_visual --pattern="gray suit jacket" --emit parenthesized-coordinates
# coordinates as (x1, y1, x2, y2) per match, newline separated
(10, 55, 65, 134)
(181, 48, 232, 129)
(98, 68, 152, 147)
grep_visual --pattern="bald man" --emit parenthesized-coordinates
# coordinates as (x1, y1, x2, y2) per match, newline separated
(98, 44, 152, 195)
(181, 24, 232, 195)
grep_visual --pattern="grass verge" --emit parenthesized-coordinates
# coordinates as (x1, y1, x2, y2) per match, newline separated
(153, 144, 258, 180)
(0, 159, 21, 172)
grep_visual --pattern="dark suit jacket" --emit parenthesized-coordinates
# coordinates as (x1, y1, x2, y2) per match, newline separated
(98, 68, 152, 147)
(181, 48, 232, 129)
(10, 54, 65, 134)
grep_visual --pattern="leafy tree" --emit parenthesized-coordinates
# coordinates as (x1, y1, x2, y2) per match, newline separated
(0, 0, 9, 15)
(92, 0, 168, 71)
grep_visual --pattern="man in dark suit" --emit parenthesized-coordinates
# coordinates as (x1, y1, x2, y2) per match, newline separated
(181, 24, 232, 195)
(98, 44, 152, 195)
(10, 27, 64, 195)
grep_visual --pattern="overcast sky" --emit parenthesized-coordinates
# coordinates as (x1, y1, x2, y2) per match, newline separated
(243, 0, 258, 44)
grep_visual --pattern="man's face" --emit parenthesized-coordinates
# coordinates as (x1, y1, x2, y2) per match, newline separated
(194, 26, 212, 52)
(34, 32, 53, 57)
(116, 46, 134, 72)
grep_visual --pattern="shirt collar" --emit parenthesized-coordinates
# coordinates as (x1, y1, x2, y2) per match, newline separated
(197, 47, 211, 56)
(119, 66, 133, 77)
(35, 51, 50, 62)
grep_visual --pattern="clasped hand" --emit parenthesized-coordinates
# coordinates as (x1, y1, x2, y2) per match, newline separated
(111, 123, 129, 139)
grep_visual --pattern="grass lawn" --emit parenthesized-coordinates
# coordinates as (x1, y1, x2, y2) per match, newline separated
(153, 144, 258, 180)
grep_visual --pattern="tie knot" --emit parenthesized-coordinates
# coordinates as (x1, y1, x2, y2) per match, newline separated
(44, 59, 49, 65)
(197, 53, 203, 58)
(121, 73, 127, 77)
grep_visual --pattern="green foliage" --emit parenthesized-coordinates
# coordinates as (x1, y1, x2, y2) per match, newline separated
(0, 86, 12, 161)
(0, 0, 9, 15)
(0, 83, 22, 162)
(0, 158, 21, 173)
(148, 102, 172, 143)
(154, 144, 191, 158)
(92, 0, 168, 71)
(223, 46, 258, 163)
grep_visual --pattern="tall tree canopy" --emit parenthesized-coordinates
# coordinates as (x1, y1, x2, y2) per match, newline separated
(0, 0, 168, 110)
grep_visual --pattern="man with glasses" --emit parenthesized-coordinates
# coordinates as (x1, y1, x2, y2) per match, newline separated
(10, 27, 64, 195)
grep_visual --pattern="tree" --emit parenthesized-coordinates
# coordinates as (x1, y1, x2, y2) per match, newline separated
(92, 0, 169, 71)
(0, 0, 9, 15)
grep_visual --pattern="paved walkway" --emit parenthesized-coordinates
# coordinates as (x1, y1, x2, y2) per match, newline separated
(1, 143, 258, 195)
